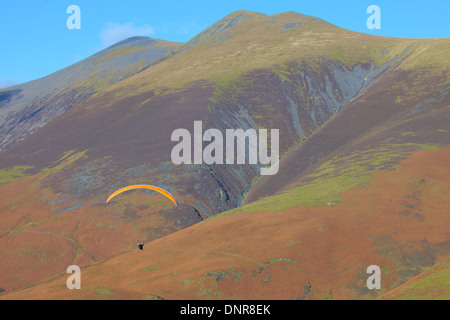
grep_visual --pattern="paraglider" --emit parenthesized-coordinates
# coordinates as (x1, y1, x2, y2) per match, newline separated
(106, 185, 179, 207)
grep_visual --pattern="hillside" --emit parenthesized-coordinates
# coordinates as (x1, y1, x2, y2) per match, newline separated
(2, 146, 449, 300)
(0, 36, 181, 152)
(0, 10, 449, 298)
(378, 258, 450, 300)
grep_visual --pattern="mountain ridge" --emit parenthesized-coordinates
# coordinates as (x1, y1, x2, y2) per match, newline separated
(0, 36, 182, 152)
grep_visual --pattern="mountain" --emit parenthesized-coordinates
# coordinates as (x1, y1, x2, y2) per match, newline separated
(0, 10, 449, 299)
(0, 37, 182, 152)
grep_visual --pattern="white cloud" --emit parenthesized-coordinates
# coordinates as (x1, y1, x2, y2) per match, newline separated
(100, 22, 155, 48)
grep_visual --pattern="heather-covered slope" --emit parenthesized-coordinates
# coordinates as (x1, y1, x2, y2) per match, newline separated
(2, 147, 449, 300)
(0, 36, 181, 152)
(0, 10, 448, 297)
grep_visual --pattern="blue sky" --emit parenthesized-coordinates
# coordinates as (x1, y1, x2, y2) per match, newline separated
(0, 0, 448, 87)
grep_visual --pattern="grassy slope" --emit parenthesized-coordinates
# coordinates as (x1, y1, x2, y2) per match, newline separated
(219, 144, 442, 215)
(0, 10, 448, 299)
(94, 11, 443, 98)
(378, 258, 450, 300)
(1, 146, 449, 300)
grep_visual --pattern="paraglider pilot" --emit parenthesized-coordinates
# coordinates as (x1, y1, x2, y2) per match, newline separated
(137, 241, 144, 251)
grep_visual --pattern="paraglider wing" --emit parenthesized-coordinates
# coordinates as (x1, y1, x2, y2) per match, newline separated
(106, 185, 179, 207)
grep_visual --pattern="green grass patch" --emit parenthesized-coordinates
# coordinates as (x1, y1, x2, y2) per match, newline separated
(0, 165, 34, 183)
(41, 150, 88, 177)
(385, 260, 450, 300)
(93, 286, 115, 297)
(264, 258, 295, 264)
(142, 265, 159, 272)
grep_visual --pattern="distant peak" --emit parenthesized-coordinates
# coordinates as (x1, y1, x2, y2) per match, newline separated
(178, 10, 261, 52)
(114, 36, 156, 45)
(107, 36, 180, 51)
(226, 10, 266, 17)
(270, 11, 324, 22)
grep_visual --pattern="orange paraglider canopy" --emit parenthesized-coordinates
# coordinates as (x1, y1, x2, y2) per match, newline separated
(106, 185, 178, 207)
